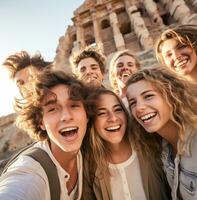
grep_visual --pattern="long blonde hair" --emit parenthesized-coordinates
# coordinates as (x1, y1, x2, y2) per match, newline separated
(126, 67, 197, 154)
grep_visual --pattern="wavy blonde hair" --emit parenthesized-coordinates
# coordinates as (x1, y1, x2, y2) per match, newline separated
(126, 67, 197, 154)
(109, 50, 140, 94)
(155, 24, 197, 66)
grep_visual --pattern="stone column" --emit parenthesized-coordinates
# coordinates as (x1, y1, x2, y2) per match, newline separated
(106, 3, 125, 51)
(125, 5, 153, 50)
(91, 10, 104, 52)
(54, 32, 72, 71)
(161, 0, 197, 24)
(73, 18, 85, 52)
(143, 0, 163, 25)
(109, 11, 125, 51)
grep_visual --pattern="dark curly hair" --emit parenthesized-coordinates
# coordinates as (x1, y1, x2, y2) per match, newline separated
(15, 70, 89, 141)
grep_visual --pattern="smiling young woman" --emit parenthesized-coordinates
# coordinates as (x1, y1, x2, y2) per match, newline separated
(155, 25, 197, 83)
(126, 67, 197, 200)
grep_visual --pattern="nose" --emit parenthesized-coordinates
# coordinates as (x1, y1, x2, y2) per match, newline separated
(86, 67, 93, 75)
(60, 107, 73, 122)
(107, 111, 118, 122)
(135, 101, 146, 115)
(172, 50, 181, 61)
(121, 64, 129, 72)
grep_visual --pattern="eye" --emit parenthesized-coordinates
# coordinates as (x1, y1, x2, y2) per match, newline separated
(97, 111, 107, 116)
(165, 52, 172, 59)
(91, 65, 99, 70)
(144, 94, 154, 100)
(114, 106, 123, 112)
(80, 66, 86, 73)
(16, 79, 25, 86)
(47, 106, 58, 113)
(127, 62, 134, 67)
(129, 101, 136, 109)
(177, 43, 187, 50)
(116, 63, 123, 68)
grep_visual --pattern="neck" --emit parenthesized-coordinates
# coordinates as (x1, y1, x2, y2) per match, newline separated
(189, 66, 197, 83)
(50, 143, 79, 194)
(108, 139, 132, 164)
(118, 86, 127, 98)
(158, 121, 179, 154)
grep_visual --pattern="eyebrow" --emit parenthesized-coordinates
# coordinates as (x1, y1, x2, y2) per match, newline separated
(127, 90, 153, 101)
(97, 104, 121, 110)
(43, 99, 56, 107)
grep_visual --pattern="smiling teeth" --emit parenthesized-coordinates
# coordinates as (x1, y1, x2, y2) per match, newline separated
(60, 127, 77, 133)
(106, 125, 120, 131)
(140, 113, 156, 121)
(175, 59, 188, 68)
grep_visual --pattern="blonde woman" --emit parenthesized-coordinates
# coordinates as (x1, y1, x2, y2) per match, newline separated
(109, 50, 140, 107)
(126, 67, 197, 200)
(156, 25, 197, 82)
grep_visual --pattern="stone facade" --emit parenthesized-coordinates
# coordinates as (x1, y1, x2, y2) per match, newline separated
(54, 0, 197, 71)
(1, 0, 197, 157)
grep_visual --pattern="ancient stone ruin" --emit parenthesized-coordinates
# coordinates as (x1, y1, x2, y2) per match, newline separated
(1, 0, 197, 157)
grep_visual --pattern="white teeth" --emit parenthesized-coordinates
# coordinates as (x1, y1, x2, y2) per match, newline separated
(140, 113, 156, 121)
(106, 125, 120, 131)
(60, 127, 77, 133)
(175, 59, 188, 68)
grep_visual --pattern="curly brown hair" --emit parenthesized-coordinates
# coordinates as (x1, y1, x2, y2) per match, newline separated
(15, 70, 89, 141)
(155, 24, 197, 65)
(126, 67, 197, 154)
(70, 46, 106, 75)
(3, 51, 51, 79)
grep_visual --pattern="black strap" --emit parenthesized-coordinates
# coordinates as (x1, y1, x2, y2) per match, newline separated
(2, 146, 60, 200)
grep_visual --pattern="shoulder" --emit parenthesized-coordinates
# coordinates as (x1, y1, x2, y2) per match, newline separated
(0, 155, 48, 200)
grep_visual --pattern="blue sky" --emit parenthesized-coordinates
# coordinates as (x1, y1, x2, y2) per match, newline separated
(0, 0, 84, 116)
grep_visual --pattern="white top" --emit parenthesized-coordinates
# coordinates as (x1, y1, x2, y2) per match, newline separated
(109, 150, 146, 200)
(0, 141, 83, 200)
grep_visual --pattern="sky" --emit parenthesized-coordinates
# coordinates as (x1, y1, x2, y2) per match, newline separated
(0, 0, 84, 117)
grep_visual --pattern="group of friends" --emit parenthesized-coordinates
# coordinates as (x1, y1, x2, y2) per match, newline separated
(0, 24, 196, 200)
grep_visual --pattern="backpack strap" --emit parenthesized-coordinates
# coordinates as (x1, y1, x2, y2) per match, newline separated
(2, 146, 60, 200)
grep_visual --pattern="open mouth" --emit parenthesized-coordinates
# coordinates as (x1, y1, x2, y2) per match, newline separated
(59, 127, 78, 138)
(174, 58, 188, 70)
(105, 125, 121, 132)
(140, 112, 157, 123)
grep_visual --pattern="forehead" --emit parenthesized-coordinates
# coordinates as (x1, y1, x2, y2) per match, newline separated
(115, 55, 136, 63)
(42, 84, 70, 104)
(161, 38, 179, 53)
(78, 57, 99, 67)
(97, 93, 119, 107)
(127, 80, 155, 95)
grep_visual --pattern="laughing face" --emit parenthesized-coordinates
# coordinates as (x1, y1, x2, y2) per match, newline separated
(77, 57, 104, 87)
(114, 55, 138, 89)
(40, 84, 88, 154)
(161, 38, 197, 76)
(126, 80, 172, 135)
(94, 94, 126, 145)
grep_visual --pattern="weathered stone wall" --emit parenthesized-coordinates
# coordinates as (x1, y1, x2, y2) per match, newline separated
(1, 0, 197, 157)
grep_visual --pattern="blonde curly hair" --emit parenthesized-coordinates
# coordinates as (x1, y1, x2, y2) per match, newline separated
(126, 67, 197, 154)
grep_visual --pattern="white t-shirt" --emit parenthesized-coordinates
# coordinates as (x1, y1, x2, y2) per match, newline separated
(109, 150, 146, 200)
(0, 141, 83, 200)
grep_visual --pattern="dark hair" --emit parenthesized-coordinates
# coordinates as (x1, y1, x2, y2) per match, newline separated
(15, 70, 89, 140)
(3, 51, 51, 79)
(71, 46, 106, 74)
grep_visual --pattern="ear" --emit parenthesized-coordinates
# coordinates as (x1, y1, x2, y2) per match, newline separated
(40, 120, 46, 131)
